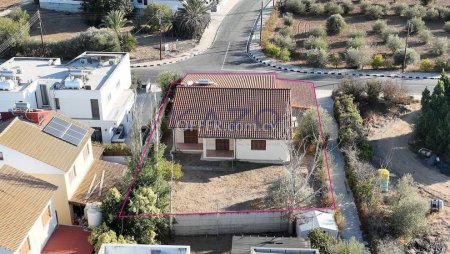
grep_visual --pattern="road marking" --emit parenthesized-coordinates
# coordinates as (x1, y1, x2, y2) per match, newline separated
(221, 41, 231, 70)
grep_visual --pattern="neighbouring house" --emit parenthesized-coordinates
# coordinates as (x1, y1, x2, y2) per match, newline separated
(98, 244, 190, 254)
(0, 165, 58, 254)
(231, 236, 318, 254)
(0, 110, 127, 225)
(0, 52, 134, 143)
(169, 72, 315, 163)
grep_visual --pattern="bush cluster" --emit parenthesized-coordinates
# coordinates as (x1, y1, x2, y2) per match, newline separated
(418, 29, 433, 44)
(304, 35, 328, 50)
(424, 7, 440, 20)
(306, 48, 329, 67)
(362, 3, 389, 19)
(404, 5, 426, 19)
(372, 19, 387, 34)
(309, 27, 326, 38)
(393, 48, 420, 66)
(325, 1, 344, 15)
(432, 37, 449, 56)
(285, 0, 306, 15)
(420, 59, 434, 71)
(385, 34, 404, 52)
(407, 17, 426, 34)
(326, 14, 347, 35)
(346, 37, 366, 49)
(283, 13, 295, 26)
(393, 3, 408, 16)
(346, 47, 372, 69)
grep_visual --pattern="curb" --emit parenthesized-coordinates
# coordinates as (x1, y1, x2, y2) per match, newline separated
(130, 50, 206, 69)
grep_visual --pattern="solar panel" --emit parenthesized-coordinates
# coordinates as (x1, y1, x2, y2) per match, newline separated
(43, 117, 88, 146)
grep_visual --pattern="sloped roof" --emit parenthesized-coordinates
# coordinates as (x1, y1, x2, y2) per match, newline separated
(170, 87, 292, 139)
(0, 165, 57, 252)
(0, 113, 93, 172)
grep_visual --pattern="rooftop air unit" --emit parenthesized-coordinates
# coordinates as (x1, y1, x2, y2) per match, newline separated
(80, 58, 87, 65)
(0, 69, 15, 77)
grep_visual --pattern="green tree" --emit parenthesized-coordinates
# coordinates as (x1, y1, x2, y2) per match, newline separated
(308, 228, 334, 254)
(296, 107, 332, 145)
(156, 71, 182, 99)
(143, 3, 173, 32)
(328, 52, 342, 69)
(366, 79, 383, 103)
(173, 0, 210, 39)
(371, 54, 385, 69)
(8, 7, 29, 22)
(0, 16, 30, 45)
(102, 10, 130, 35)
(88, 223, 136, 253)
(326, 14, 347, 35)
(82, 0, 133, 26)
(331, 237, 365, 254)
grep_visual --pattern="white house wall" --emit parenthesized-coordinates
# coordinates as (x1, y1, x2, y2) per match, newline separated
(65, 140, 95, 199)
(174, 129, 185, 144)
(39, 0, 81, 12)
(52, 89, 102, 120)
(14, 198, 58, 254)
(235, 139, 290, 163)
(0, 82, 39, 112)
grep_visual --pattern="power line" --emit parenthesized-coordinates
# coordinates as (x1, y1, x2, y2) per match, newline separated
(0, 11, 39, 57)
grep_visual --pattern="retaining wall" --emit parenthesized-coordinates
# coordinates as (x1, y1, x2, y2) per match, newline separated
(40, 0, 82, 12)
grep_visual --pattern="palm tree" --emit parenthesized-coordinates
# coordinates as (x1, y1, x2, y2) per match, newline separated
(174, 0, 211, 39)
(101, 10, 131, 36)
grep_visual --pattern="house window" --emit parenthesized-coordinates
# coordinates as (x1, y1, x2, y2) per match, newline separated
(90, 99, 100, 120)
(83, 146, 89, 161)
(184, 130, 198, 144)
(69, 166, 77, 184)
(41, 205, 52, 227)
(107, 93, 112, 102)
(0, 152, 3, 160)
(251, 140, 266, 150)
(19, 237, 30, 254)
(54, 98, 60, 110)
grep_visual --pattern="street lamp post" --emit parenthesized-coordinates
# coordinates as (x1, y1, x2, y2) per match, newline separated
(157, 9, 163, 60)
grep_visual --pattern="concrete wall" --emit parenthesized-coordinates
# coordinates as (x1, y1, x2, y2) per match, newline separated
(235, 139, 290, 163)
(173, 212, 289, 235)
(40, 0, 82, 13)
(53, 89, 101, 119)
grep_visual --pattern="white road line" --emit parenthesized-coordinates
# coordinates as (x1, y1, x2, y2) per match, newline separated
(221, 41, 231, 70)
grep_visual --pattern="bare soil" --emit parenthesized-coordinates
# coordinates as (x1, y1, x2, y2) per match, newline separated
(0, 0, 20, 10)
(368, 105, 450, 250)
(274, 0, 450, 71)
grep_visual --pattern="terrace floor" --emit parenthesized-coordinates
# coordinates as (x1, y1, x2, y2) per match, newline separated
(42, 225, 93, 254)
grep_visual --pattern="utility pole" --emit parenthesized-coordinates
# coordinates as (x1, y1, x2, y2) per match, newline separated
(37, 10, 44, 56)
(157, 10, 163, 60)
(402, 21, 411, 73)
(260, 1, 263, 45)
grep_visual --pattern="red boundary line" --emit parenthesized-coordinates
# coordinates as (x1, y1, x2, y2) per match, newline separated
(118, 73, 336, 218)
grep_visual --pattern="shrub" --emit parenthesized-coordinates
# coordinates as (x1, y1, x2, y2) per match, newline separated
(328, 52, 342, 68)
(297, 107, 332, 145)
(280, 26, 294, 37)
(309, 27, 326, 38)
(404, 5, 426, 19)
(382, 81, 410, 104)
(364, 4, 387, 19)
(434, 58, 449, 71)
(308, 228, 334, 254)
(332, 78, 365, 102)
(372, 19, 387, 34)
(339, 0, 354, 14)
(366, 79, 383, 102)
(408, 17, 426, 34)
(265, 42, 282, 57)
(156, 71, 182, 98)
(346, 37, 366, 49)
(304, 35, 328, 50)
(325, 1, 344, 15)
(420, 59, 434, 71)
(381, 28, 399, 42)
(420, 0, 434, 6)
(285, 0, 306, 15)
(306, 48, 329, 67)
(349, 30, 366, 39)
(385, 34, 404, 52)
(346, 47, 372, 69)
(331, 238, 365, 254)
(326, 14, 346, 35)
(418, 29, 433, 44)
(445, 22, 450, 32)
(393, 3, 407, 16)
(142, 3, 173, 31)
(279, 48, 291, 61)
(439, 7, 450, 21)
(371, 54, 385, 69)
(103, 143, 132, 155)
(120, 33, 137, 52)
(310, 3, 325, 15)
(272, 35, 296, 51)
(283, 13, 294, 26)
(393, 48, 420, 66)
(424, 7, 440, 21)
(432, 37, 449, 56)
(301, 0, 315, 11)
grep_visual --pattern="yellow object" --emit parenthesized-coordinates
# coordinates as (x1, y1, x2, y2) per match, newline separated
(378, 168, 390, 180)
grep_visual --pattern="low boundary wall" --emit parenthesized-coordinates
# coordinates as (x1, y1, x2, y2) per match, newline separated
(40, 0, 82, 12)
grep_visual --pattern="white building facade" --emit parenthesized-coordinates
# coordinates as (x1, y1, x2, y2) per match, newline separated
(0, 52, 134, 143)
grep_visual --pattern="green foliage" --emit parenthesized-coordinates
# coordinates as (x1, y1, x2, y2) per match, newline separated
(393, 48, 420, 66)
(434, 58, 450, 71)
(265, 43, 282, 57)
(156, 71, 182, 99)
(381, 28, 399, 42)
(326, 14, 346, 35)
(385, 34, 404, 52)
(371, 54, 385, 69)
(304, 35, 328, 50)
(82, 0, 133, 26)
(283, 13, 295, 26)
(363, 4, 388, 19)
(267, 170, 314, 208)
(273, 34, 296, 50)
(392, 3, 407, 16)
(420, 59, 434, 71)
(444, 21, 450, 32)
(0, 16, 29, 46)
(328, 52, 342, 68)
(420, 0, 434, 6)
(331, 237, 365, 254)
(173, 0, 210, 39)
(310, 3, 325, 15)
(8, 7, 29, 22)
(103, 143, 132, 155)
(418, 29, 433, 44)
(280, 26, 294, 37)
(432, 37, 448, 56)
(306, 48, 329, 67)
(372, 19, 387, 34)
(417, 73, 450, 157)
(348, 30, 366, 39)
(120, 33, 137, 52)
(309, 27, 326, 38)
(382, 81, 411, 105)
(424, 7, 440, 21)
(389, 174, 429, 238)
(408, 18, 426, 34)
(345, 47, 372, 69)
(143, 3, 173, 32)
(296, 107, 332, 145)
(333, 78, 366, 103)
(279, 48, 291, 61)
(404, 5, 426, 19)
(102, 10, 130, 34)
(308, 228, 334, 254)
(88, 223, 136, 253)
(366, 79, 383, 102)
(346, 37, 366, 49)
(285, 0, 306, 15)
(325, 1, 344, 15)
(439, 7, 450, 21)
(339, 0, 354, 14)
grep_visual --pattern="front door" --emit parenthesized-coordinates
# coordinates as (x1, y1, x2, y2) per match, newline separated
(215, 139, 229, 151)
(184, 130, 198, 143)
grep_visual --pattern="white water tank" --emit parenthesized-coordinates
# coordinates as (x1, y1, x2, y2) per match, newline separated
(64, 76, 84, 89)
(0, 79, 15, 90)
(86, 205, 102, 228)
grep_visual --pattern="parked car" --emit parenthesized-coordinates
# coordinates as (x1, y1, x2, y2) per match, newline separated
(418, 148, 432, 158)
(111, 125, 125, 143)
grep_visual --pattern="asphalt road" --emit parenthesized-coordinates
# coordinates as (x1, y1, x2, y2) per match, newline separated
(133, 0, 437, 95)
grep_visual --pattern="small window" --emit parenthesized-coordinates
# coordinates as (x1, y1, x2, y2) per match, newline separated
(251, 140, 266, 150)
(0, 152, 3, 160)
(69, 166, 77, 184)
(83, 146, 89, 161)
(54, 98, 60, 110)
(41, 205, 51, 227)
